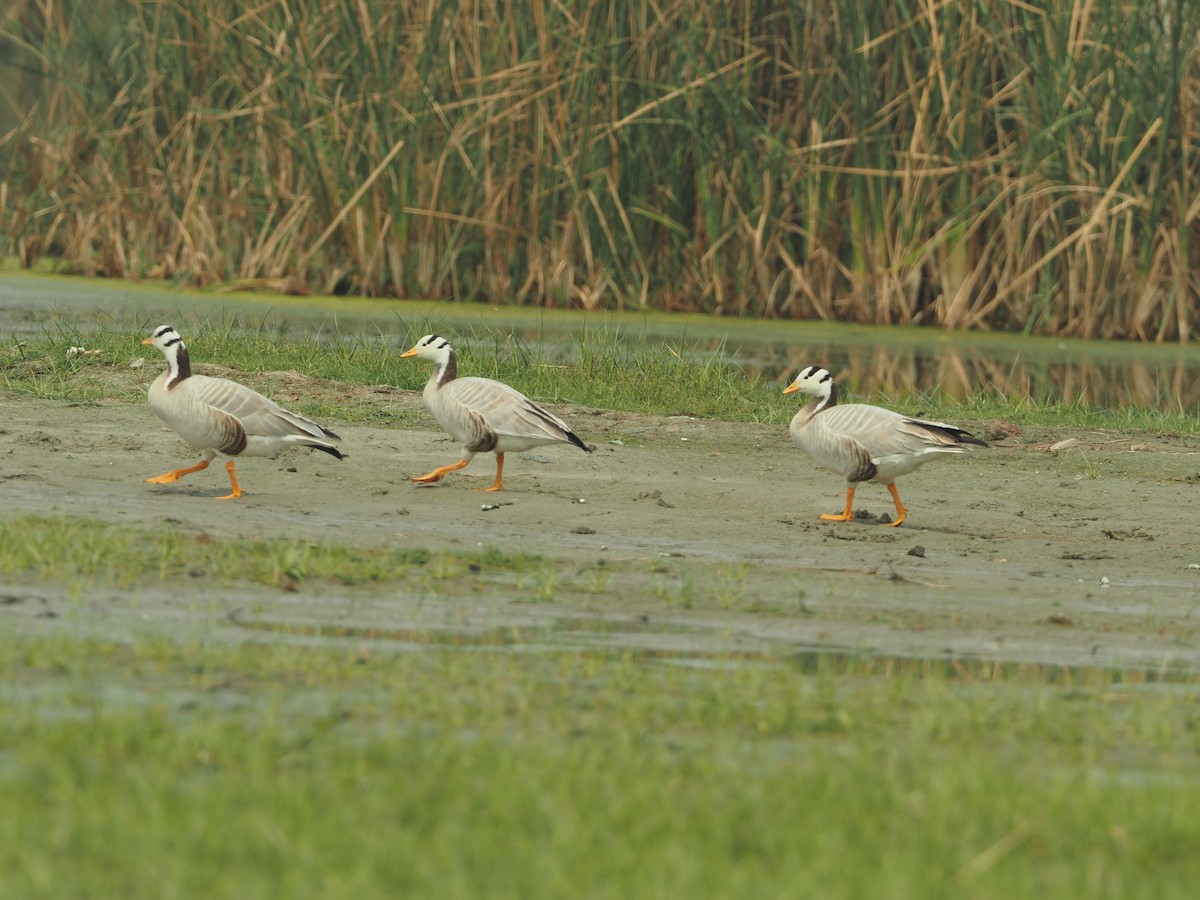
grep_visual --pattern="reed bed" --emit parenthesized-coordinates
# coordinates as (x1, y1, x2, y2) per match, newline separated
(1, 0, 1199, 339)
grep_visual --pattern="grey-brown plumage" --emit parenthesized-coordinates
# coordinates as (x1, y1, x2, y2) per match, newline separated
(400, 334, 589, 491)
(142, 326, 342, 498)
(784, 365, 985, 526)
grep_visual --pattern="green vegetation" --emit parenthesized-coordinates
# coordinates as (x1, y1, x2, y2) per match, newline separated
(2, 306, 1198, 894)
(0, 513, 789, 617)
(1, 630, 1199, 899)
(4, 482, 1200, 897)
(2, 316, 777, 422)
(0, 513, 475, 591)
(3, 1, 1199, 338)
(5, 318, 1200, 434)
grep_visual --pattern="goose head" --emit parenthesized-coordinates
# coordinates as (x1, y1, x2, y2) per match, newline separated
(143, 325, 192, 384)
(400, 334, 453, 362)
(142, 325, 186, 355)
(783, 365, 835, 399)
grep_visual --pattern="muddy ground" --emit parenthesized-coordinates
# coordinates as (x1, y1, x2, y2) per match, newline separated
(2, 367, 1199, 672)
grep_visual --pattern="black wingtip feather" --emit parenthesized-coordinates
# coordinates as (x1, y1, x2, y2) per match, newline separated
(942, 426, 988, 447)
(567, 431, 590, 453)
(909, 421, 988, 447)
(309, 443, 345, 460)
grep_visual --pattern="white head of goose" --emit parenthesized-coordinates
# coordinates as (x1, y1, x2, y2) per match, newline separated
(400, 334, 589, 492)
(784, 365, 986, 527)
(142, 326, 343, 499)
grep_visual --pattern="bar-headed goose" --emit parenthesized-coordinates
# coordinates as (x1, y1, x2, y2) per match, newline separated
(400, 334, 589, 491)
(142, 326, 343, 499)
(784, 365, 985, 526)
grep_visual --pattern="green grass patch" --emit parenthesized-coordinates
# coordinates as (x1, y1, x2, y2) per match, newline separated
(5, 317, 1199, 435)
(0, 514, 542, 593)
(2, 317, 777, 423)
(0, 514, 793, 615)
(1, 633, 1198, 899)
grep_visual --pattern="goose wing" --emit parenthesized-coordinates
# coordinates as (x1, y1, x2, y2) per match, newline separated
(189, 375, 339, 441)
(820, 404, 978, 458)
(442, 376, 576, 442)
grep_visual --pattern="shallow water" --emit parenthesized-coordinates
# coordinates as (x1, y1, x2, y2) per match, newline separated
(3, 269, 1199, 410)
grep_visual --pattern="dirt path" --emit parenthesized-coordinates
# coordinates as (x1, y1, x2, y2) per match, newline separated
(3, 373, 1200, 671)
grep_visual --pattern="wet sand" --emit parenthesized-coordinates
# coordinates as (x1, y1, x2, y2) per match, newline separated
(3, 369, 1199, 671)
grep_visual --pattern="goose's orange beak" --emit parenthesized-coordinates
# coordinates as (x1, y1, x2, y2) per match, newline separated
(783, 382, 800, 394)
(142, 337, 154, 346)
(400, 346, 419, 358)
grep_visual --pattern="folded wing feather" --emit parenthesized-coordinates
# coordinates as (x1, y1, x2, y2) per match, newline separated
(443, 377, 574, 442)
(189, 376, 336, 441)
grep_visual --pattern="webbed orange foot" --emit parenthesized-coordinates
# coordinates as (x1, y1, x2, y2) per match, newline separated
(819, 511, 855, 522)
(145, 459, 210, 485)
(818, 486, 857, 524)
(412, 459, 470, 485)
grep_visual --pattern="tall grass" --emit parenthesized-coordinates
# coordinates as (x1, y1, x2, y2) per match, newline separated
(1, 0, 1199, 339)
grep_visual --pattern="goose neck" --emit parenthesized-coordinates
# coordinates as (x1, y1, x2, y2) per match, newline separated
(434, 349, 457, 389)
(811, 379, 836, 414)
(165, 344, 192, 389)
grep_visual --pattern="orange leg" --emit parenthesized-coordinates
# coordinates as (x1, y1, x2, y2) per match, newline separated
(819, 485, 856, 523)
(473, 453, 505, 493)
(216, 460, 245, 500)
(883, 482, 907, 527)
(412, 458, 470, 485)
(145, 458, 210, 485)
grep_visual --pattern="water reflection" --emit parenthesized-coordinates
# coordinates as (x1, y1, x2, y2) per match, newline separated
(738, 342, 1200, 412)
(466, 327, 1200, 412)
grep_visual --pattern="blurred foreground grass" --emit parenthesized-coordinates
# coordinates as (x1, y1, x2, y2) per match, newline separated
(1, 629, 1198, 899)
(2, 427, 1199, 899)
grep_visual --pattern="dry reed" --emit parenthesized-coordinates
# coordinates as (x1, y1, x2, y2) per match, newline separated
(1, 0, 1198, 340)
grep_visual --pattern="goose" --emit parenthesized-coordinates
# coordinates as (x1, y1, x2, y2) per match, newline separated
(784, 365, 986, 526)
(400, 334, 589, 491)
(142, 325, 343, 499)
